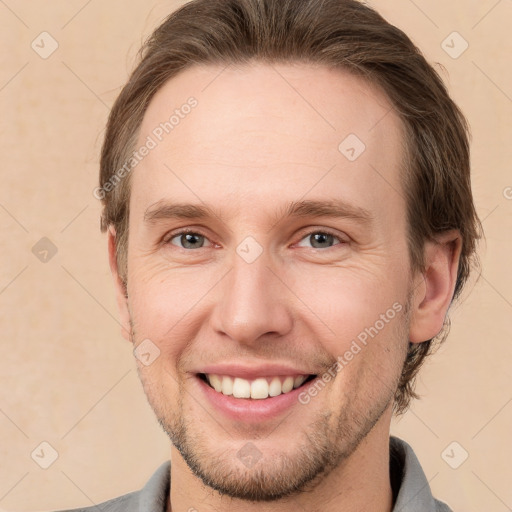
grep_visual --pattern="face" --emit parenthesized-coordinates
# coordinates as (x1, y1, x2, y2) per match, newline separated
(117, 63, 416, 501)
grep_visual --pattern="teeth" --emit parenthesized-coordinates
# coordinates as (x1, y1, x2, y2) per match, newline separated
(269, 377, 282, 397)
(205, 374, 310, 399)
(221, 375, 233, 396)
(282, 376, 294, 393)
(250, 378, 269, 399)
(209, 374, 222, 392)
(293, 375, 307, 389)
(233, 377, 251, 398)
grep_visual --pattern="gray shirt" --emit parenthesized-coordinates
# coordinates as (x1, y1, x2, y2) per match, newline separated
(55, 436, 452, 512)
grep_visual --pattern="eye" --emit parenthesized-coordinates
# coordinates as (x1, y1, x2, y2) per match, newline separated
(296, 230, 344, 249)
(164, 228, 345, 251)
(165, 230, 213, 250)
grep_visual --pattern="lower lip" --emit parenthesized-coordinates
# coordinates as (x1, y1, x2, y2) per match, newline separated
(194, 375, 313, 423)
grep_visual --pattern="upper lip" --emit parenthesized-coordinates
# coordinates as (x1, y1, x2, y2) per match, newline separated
(195, 363, 316, 380)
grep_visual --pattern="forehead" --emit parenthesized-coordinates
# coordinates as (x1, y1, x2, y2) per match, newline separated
(131, 63, 405, 225)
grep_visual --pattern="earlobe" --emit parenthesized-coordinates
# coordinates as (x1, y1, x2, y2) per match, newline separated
(107, 226, 132, 343)
(408, 230, 462, 344)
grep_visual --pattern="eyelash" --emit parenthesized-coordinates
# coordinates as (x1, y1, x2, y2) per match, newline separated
(163, 227, 346, 251)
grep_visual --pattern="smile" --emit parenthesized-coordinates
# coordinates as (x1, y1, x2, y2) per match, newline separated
(199, 373, 317, 399)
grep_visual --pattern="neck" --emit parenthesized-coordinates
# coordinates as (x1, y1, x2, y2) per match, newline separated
(166, 412, 394, 512)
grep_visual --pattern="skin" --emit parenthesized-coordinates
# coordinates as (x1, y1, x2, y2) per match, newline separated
(108, 63, 461, 512)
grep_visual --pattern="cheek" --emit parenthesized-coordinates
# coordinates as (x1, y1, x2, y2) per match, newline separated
(128, 265, 217, 360)
(290, 264, 407, 352)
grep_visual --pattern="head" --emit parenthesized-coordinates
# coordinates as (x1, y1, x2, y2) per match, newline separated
(99, 0, 481, 502)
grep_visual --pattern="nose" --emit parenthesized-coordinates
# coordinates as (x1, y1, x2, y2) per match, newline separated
(210, 249, 294, 346)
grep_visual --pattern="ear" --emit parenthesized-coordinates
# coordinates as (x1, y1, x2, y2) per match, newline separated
(408, 229, 462, 343)
(107, 226, 132, 343)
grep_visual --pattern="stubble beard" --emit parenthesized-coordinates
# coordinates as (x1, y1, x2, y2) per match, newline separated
(156, 388, 393, 502)
(130, 301, 410, 502)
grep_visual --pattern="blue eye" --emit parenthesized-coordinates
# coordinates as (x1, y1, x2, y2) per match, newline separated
(164, 229, 344, 251)
(296, 231, 342, 249)
(167, 231, 212, 250)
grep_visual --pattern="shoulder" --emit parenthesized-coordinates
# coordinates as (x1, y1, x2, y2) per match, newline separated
(435, 500, 453, 512)
(52, 490, 139, 512)
(50, 460, 171, 512)
(390, 436, 453, 512)
(53, 490, 140, 512)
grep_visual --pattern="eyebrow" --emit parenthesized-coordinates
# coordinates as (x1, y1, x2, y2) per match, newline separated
(144, 201, 225, 224)
(274, 199, 373, 226)
(143, 199, 373, 227)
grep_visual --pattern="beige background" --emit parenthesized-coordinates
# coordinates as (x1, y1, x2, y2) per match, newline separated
(0, 0, 510, 510)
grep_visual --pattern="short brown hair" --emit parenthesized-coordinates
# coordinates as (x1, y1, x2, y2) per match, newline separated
(99, 0, 481, 414)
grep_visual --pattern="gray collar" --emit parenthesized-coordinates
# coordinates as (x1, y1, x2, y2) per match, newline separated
(135, 437, 452, 512)
(390, 436, 452, 511)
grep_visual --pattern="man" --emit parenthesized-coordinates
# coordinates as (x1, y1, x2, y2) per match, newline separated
(67, 0, 481, 510)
